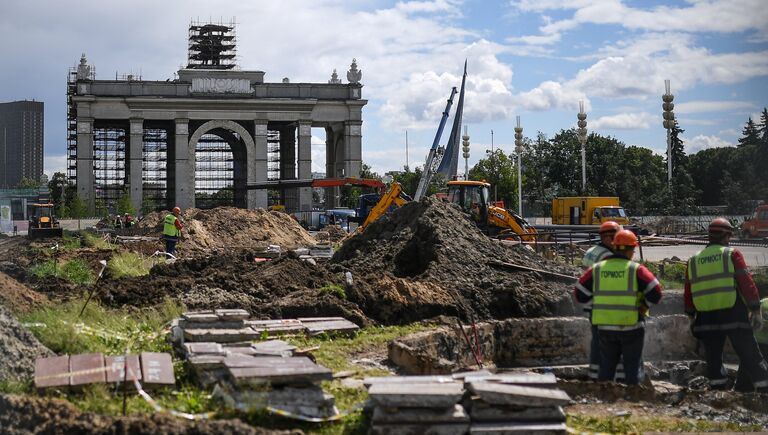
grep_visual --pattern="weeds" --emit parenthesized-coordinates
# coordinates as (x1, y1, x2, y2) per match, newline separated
(80, 231, 114, 250)
(567, 413, 762, 433)
(28, 258, 94, 284)
(107, 251, 155, 279)
(319, 283, 347, 300)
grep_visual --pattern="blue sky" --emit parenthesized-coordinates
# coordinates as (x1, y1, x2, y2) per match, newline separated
(0, 0, 766, 177)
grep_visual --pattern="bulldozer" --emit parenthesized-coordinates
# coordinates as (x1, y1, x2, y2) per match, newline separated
(28, 203, 63, 239)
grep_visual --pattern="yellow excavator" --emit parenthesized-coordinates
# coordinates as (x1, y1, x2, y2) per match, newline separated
(28, 203, 63, 239)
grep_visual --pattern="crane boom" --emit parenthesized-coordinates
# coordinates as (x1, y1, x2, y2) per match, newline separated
(413, 87, 457, 201)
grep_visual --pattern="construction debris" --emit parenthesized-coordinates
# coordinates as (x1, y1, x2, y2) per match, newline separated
(34, 352, 175, 390)
(0, 305, 53, 383)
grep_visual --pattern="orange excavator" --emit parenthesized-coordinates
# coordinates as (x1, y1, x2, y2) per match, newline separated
(28, 203, 63, 239)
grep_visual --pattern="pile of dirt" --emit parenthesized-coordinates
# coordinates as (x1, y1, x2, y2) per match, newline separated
(0, 305, 53, 383)
(332, 197, 578, 323)
(0, 394, 300, 435)
(98, 252, 370, 326)
(0, 272, 49, 313)
(135, 207, 316, 254)
(315, 225, 347, 243)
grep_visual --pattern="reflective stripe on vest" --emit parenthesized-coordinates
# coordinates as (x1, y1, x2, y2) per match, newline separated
(755, 298, 768, 345)
(163, 214, 179, 237)
(688, 245, 736, 312)
(582, 245, 612, 268)
(591, 258, 640, 326)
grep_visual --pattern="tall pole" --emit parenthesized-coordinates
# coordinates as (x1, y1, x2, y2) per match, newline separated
(577, 101, 588, 193)
(491, 129, 496, 201)
(405, 130, 409, 170)
(662, 80, 675, 185)
(514, 116, 523, 216)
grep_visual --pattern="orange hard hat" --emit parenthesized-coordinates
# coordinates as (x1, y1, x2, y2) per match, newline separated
(709, 217, 733, 233)
(172, 206, 181, 214)
(613, 229, 638, 248)
(599, 221, 621, 234)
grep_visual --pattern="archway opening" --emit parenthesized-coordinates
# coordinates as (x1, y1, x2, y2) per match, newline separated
(194, 128, 246, 209)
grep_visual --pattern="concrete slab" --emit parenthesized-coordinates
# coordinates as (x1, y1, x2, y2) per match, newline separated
(250, 339, 297, 357)
(105, 355, 141, 383)
(246, 319, 305, 336)
(468, 382, 571, 407)
(469, 422, 567, 434)
(183, 342, 225, 356)
(140, 352, 175, 388)
(268, 386, 336, 407)
(182, 312, 219, 323)
(183, 327, 259, 343)
(363, 375, 457, 387)
(180, 320, 246, 330)
(34, 355, 70, 388)
(215, 309, 250, 321)
(370, 423, 470, 435)
(463, 373, 557, 387)
(368, 382, 465, 408)
(70, 353, 105, 386)
(302, 319, 360, 336)
(228, 364, 333, 386)
(372, 404, 470, 424)
(188, 354, 226, 370)
(470, 402, 565, 422)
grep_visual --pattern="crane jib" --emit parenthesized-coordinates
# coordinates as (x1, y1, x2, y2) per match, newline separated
(414, 87, 458, 201)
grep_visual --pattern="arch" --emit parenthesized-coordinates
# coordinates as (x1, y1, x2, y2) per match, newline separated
(188, 120, 257, 209)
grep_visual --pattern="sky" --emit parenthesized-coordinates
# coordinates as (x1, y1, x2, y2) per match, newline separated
(0, 0, 767, 178)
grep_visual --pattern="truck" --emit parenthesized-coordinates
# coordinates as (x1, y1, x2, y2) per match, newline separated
(741, 204, 768, 238)
(551, 197, 629, 226)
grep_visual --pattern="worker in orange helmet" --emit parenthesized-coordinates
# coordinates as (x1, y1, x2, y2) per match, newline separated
(575, 230, 663, 385)
(685, 218, 768, 392)
(581, 220, 622, 381)
(162, 206, 184, 256)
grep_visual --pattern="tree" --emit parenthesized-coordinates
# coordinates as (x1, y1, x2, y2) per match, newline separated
(116, 190, 136, 215)
(69, 193, 87, 230)
(47, 172, 68, 211)
(16, 177, 41, 189)
(738, 117, 760, 147)
(468, 149, 517, 209)
(389, 165, 444, 199)
(340, 163, 381, 208)
(758, 108, 768, 145)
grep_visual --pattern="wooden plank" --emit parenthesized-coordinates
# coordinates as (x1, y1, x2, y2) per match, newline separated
(372, 404, 469, 424)
(105, 355, 141, 383)
(70, 353, 105, 387)
(368, 382, 465, 408)
(140, 352, 175, 388)
(469, 422, 567, 434)
(34, 355, 70, 388)
(470, 402, 565, 422)
(468, 382, 571, 407)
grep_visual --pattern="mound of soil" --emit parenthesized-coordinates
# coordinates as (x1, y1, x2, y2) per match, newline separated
(135, 207, 316, 254)
(0, 394, 300, 435)
(98, 252, 369, 326)
(315, 225, 347, 243)
(0, 272, 48, 313)
(0, 305, 53, 383)
(332, 197, 578, 322)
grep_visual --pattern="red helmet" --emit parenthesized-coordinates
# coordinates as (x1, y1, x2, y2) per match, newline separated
(613, 229, 638, 248)
(599, 221, 621, 234)
(172, 206, 181, 214)
(709, 217, 733, 234)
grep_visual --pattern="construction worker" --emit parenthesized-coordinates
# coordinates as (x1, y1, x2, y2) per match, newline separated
(735, 297, 768, 391)
(581, 220, 621, 380)
(575, 230, 662, 385)
(163, 206, 184, 256)
(684, 218, 768, 391)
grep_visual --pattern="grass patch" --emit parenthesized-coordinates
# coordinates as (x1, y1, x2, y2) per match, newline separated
(81, 231, 115, 250)
(567, 413, 762, 433)
(319, 283, 347, 300)
(20, 297, 184, 355)
(28, 258, 94, 285)
(107, 251, 156, 279)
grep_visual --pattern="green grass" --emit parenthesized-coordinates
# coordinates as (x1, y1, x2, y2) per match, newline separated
(28, 258, 94, 285)
(20, 298, 183, 355)
(80, 231, 115, 250)
(107, 251, 156, 279)
(567, 413, 762, 433)
(319, 283, 347, 300)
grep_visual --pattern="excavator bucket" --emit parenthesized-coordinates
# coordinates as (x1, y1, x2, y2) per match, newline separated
(28, 227, 63, 239)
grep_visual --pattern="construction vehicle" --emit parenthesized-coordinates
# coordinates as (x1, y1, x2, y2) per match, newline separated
(354, 182, 412, 233)
(551, 197, 630, 226)
(28, 203, 63, 239)
(741, 204, 768, 238)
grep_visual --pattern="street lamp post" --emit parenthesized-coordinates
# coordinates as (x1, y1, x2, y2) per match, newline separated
(577, 101, 588, 193)
(662, 80, 675, 184)
(514, 116, 523, 216)
(462, 125, 470, 180)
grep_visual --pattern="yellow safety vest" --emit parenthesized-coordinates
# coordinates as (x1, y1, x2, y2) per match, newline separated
(591, 258, 641, 326)
(688, 245, 736, 312)
(163, 214, 179, 237)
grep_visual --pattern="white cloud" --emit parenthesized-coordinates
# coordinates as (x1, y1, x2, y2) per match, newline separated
(591, 112, 654, 130)
(44, 154, 67, 177)
(516, 81, 589, 112)
(676, 101, 757, 114)
(684, 134, 735, 153)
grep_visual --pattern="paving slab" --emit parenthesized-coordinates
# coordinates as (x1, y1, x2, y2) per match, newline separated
(247, 319, 306, 336)
(34, 355, 70, 388)
(452, 370, 493, 380)
(251, 339, 297, 357)
(469, 422, 567, 434)
(180, 320, 246, 330)
(228, 365, 333, 386)
(468, 382, 571, 407)
(372, 404, 469, 424)
(363, 375, 456, 387)
(215, 309, 250, 321)
(470, 402, 565, 422)
(105, 355, 141, 383)
(183, 342, 225, 356)
(368, 382, 465, 408)
(463, 373, 557, 387)
(188, 354, 226, 370)
(182, 312, 219, 323)
(183, 327, 259, 343)
(268, 386, 336, 407)
(223, 355, 319, 369)
(70, 353, 106, 387)
(370, 423, 469, 435)
(140, 352, 175, 388)
(300, 318, 359, 336)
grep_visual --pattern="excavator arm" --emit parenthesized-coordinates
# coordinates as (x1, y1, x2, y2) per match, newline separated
(486, 205, 538, 242)
(355, 182, 410, 234)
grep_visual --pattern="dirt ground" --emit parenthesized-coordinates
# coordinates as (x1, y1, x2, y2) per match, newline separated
(0, 305, 53, 383)
(0, 394, 300, 435)
(0, 272, 49, 313)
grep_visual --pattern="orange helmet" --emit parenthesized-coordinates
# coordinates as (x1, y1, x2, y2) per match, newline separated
(709, 217, 733, 234)
(599, 221, 621, 234)
(172, 206, 181, 214)
(613, 229, 638, 248)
